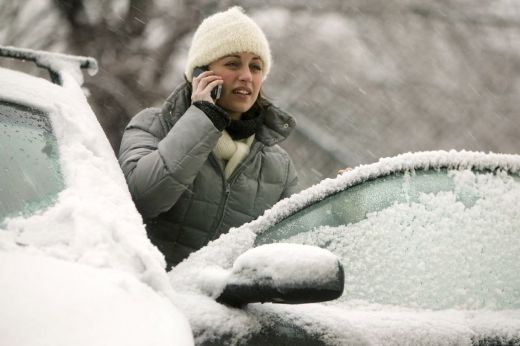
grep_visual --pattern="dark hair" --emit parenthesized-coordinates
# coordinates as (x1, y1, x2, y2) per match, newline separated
(255, 88, 271, 110)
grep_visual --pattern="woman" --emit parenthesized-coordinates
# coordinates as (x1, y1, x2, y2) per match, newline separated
(118, 6, 298, 269)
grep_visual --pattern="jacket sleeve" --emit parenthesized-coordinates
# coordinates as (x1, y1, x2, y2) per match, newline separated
(280, 157, 299, 200)
(118, 105, 222, 218)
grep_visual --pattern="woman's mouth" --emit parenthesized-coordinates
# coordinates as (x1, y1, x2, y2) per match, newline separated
(232, 87, 252, 96)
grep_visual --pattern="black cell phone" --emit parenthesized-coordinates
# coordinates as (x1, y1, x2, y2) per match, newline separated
(193, 66, 223, 100)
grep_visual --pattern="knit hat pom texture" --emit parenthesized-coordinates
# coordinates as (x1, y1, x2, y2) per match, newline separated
(185, 6, 271, 81)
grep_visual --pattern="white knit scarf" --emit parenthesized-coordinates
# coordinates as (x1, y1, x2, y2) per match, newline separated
(213, 130, 255, 179)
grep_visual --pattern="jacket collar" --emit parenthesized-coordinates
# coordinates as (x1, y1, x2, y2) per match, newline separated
(161, 82, 295, 146)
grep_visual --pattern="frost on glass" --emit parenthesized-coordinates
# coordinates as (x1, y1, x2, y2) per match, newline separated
(0, 101, 64, 221)
(257, 169, 520, 310)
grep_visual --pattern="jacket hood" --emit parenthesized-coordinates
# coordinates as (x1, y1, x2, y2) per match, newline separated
(160, 82, 295, 146)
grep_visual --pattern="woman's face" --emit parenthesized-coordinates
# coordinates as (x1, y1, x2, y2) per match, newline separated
(209, 52, 264, 120)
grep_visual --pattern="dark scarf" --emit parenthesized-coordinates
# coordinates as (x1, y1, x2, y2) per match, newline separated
(227, 107, 264, 140)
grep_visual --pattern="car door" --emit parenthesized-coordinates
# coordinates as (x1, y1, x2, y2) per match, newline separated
(173, 151, 520, 345)
(254, 155, 520, 345)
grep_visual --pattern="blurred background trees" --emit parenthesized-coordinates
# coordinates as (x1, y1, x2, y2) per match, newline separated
(2, 0, 520, 187)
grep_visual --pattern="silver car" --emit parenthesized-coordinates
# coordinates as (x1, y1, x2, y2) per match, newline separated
(170, 150, 520, 345)
(0, 46, 193, 346)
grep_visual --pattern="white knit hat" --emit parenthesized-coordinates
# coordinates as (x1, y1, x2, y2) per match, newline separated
(184, 6, 271, 81)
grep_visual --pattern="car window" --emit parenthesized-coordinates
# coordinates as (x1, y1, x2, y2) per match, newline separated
(0, 101, 64, 221)
(256, 170, 471, 244)
(256, 169, 520, 310)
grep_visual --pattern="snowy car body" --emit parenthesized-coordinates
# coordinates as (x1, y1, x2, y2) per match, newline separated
(170, 150, 520, 345)
(0, 47, 193, 346)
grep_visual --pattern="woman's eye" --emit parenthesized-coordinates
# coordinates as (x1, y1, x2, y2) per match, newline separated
(225, 62, 239, 68)
(251, 64, 262, 71)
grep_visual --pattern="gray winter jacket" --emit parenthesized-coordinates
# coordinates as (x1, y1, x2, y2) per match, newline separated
(118, 82, 298, 268)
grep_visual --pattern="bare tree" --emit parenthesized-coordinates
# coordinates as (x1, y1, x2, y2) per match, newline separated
(48, 0, 237, 150)
(3, 0, 520, 187)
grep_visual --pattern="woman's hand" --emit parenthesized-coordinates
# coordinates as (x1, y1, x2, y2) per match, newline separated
(337, 167, 353, 175)
(191, 70, 223, 104)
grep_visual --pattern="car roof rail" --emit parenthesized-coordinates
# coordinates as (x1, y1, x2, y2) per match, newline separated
(0, 45, 98, 86)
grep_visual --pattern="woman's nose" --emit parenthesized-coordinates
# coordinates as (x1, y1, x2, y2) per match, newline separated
(238, 67, 253, 82)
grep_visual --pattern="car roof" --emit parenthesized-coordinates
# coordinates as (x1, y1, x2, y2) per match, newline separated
(0, 45, 97, 86)
(0, 45, 98, 113)
(0, 66, 72, 112)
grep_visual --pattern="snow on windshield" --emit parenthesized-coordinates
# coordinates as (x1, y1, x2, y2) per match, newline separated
(286, 169, 520, 310)
(245, 150, 520, 237)
(0, 67, 168, 292)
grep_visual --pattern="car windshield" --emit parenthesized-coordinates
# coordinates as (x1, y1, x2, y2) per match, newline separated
(256, 168, 520, 310)
(0, 101, 64, 221)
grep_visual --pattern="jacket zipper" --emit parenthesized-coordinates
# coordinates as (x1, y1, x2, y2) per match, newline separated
(208, 154, 231, 240)
(209, 142, 263, 240)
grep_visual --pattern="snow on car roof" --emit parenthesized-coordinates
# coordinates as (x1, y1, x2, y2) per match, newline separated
(0, 45, 98, 85)
(0, 66, 71, 111)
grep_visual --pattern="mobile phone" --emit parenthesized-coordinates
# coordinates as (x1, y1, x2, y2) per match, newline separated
(193, 66, 222, 100)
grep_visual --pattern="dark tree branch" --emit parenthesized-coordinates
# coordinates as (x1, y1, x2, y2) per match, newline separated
(53, 0, 89, 28)
(125, 0, 151, 36)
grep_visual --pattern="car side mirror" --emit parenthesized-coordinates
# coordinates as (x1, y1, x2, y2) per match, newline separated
(216, 243, 344, 307)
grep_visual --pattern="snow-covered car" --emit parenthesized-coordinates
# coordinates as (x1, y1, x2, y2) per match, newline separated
(0, 46, 345, 346)
(0, 46, 193, 346)
(3, 47, 519, 346)
(170, 150, 520, 345)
